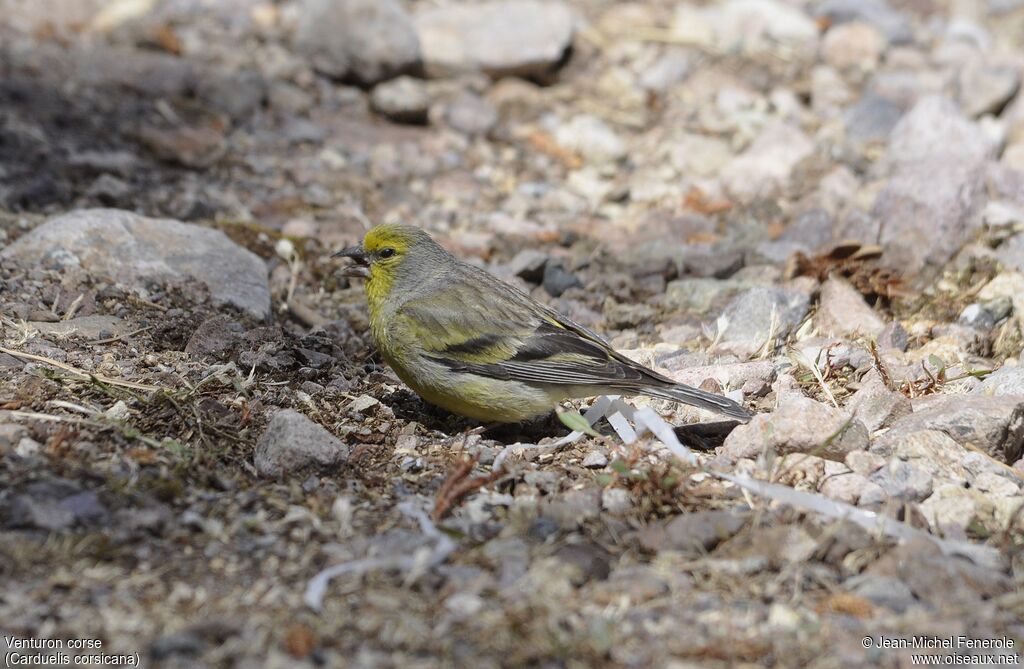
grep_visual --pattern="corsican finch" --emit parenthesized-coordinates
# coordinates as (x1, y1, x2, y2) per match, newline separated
(335, 224, 752, 424)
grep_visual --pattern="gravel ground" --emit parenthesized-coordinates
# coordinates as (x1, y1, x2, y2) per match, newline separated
(2, 0, 1024, 667)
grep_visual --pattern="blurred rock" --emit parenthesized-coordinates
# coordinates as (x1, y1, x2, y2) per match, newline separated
(555, 115, 626, 165)
(957, 63, 1020, 118)
(716, 287, 811, 357)
(673, 0, 818, 57)
(508, 249, 549, 282)
(722, 396, 869, 461)
(445, 92, 498, 136)
(415, 1, 574, 78)
(0, 209, 271, 320)
(31, 315, 129, 340)
(815, 277, 886, 338)
(843, 93, 904, 148)
(2, 478, 107, 531)
(867, 459, 934, 502)
(845, 575, 919, 613)
(821, 22, 885, 71)
(255, 409, 349, 478)
(919, 485, 999, 537)
(815, 0, 913, 44)
(542, 262, 582, 297)
(370, 76, 430, 124)
(195, 69, 266, 121)
(870, 96, 996, 273)
(637, 509, 748, 554)
(721, 122, 814, 203)
(295, 0, 420, 84)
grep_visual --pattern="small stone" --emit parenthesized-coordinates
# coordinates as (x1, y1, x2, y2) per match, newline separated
(636, 509, 748, 554)
(815, 277, 887, 338)
(844, 370, 912, 432)
(542, 262, 582, 297)
(370, 76, 430, 124)
(821, 21, 885, 71)
(254, 409, 349, 478)
(845, 575, 918, 613)
(843, 93, 904, 148)
(845, 450, 886, 476)
(295, 0, 420, 84)
(721, 396, 869, 462)
(554, 115, 626, 165)
(541, 488, 601, 529)
(581, 450, 608, 468)
(820, 471, 871, 504)
(868, 460, 933, 502)
(195, 68, 266, 121)
(445, 93, 498, 136)
(507, 249, 548, 283)
(185, 315, 245, 358)
(600, 488, 632, 514)
(415, 0, 574, 78)
(2, 479, 107, 531)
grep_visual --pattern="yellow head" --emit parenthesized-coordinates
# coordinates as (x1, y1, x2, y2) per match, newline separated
(334, 224, 450, 311)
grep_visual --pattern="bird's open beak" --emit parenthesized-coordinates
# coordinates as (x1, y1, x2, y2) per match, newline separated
(333, 245, 371, 279)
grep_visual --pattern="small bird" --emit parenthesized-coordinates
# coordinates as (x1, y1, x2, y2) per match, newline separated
(334, 224, 752, 424)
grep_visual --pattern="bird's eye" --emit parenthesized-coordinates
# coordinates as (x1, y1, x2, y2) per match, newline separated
(379, 247, 397, 259)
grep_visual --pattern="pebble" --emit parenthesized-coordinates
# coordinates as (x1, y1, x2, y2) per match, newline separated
(415, 0, 574, 78)
(581, 450, 608, 468)
(369, 76, 430, 124)
(637, 509, 748, 554)
(554, 115, 627, 165)
(542, 262, 582, 297)
(0, 209, 271, 320)
(821, 22, 886, 71)
(957, 63, 1021, 118)
(254, 409, 350, 478)
(445, 92, 499, 136)
(814, 277, 886, 338)
(844, 369, 912, 432)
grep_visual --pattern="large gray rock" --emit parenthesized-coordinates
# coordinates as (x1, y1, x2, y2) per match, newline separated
(0, 209, 270, 320)
(871, 395, 1024, 463)
(255, 410, 349, 478)
(722, 396, 869, 461)
(295, 0, 420, 84)
(717, 287, 811, 357)
(869, 96, 997, 275)
(415, 1, 574, 78)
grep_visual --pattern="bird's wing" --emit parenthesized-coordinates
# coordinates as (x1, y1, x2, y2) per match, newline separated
(395, 270, 666, 388)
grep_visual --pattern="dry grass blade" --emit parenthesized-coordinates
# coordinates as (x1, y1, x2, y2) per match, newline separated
(432, 454, 506, 521)
(0, 345, 162, 392)
(785, 241, 906, 300)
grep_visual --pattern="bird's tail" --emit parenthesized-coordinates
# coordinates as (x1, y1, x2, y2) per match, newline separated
(640, 384, 753, 422)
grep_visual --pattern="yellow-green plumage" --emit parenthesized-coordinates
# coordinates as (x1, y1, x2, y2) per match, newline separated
(335, 224, 752, 424)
